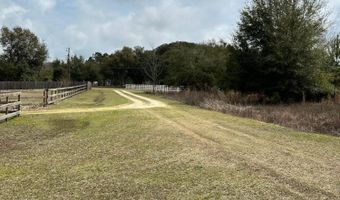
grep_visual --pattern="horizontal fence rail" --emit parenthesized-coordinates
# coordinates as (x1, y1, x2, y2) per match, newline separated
(0, 92, 21, 122)
(44, 84, 88, 105)
(125, 84, 182, 93)
(0, 81, 86, 90)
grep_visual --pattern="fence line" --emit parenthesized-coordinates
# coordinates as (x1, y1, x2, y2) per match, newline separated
(44, 84, 89, 105)
(0, 92, 21, 122)
(125, 84, 182, 93)
(0, 81, 86, 90)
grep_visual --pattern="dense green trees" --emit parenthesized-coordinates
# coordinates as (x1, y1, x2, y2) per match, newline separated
(43, 42, 235, 89)
(101, 47, 144, 85)
(327, 35, 340, 67)
(50, 55, 102, 83)
(1, 0, 339, 103)
(0, 26, 48, 81)
(327, 34, 340, 91)
(0, 59, 16, 81)
(234, 0, 332, 101)
(158, 42, 235, 90)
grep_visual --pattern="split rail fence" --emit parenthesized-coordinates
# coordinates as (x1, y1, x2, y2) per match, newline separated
(44, 84, 88, 105)
(0, 92, 21, 122)
(125, 84, 182, 93)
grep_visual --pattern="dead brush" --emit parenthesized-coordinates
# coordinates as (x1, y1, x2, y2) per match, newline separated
(161, 90, 340, 136)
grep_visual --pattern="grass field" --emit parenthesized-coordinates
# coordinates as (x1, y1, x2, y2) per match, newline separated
(0, 88, 339, 199)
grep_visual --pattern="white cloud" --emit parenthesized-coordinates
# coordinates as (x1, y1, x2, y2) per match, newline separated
(34, 0, 56, 12)
(0, 0, 245, 58)
(60, 0, 235, 54)
(0, 4, 26, 20)
(0, 0, 339, 60)
(203, 25, 233, 42)
(64, 25, 88, 49)
(325, 0, 340, 33)
(329, 0, 340, 6)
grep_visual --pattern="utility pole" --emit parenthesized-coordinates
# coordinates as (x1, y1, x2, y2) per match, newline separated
(336, 34, 340, 66)
(66, 48, 71, 83)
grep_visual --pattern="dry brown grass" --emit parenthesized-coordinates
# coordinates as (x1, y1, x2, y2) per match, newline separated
(161, 90, 340, 136)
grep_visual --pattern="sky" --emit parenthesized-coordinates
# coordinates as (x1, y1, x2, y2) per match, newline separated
(0, 0, 340, 60)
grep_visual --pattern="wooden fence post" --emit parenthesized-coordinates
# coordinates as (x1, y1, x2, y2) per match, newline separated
(44, 89, 49, 106)
(52, 90, 55, 103)
(18, 93, 21, 116)
(43, 89, 46, 107)
(5, 96, 9, 122)
(87, 82, 92, 90)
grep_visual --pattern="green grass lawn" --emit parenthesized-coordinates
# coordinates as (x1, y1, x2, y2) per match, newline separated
(51, 88, 130, 109)
(0, 89, 339, 199)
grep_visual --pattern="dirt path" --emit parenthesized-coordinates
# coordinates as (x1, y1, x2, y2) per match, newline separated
(24, 90, 167, 115)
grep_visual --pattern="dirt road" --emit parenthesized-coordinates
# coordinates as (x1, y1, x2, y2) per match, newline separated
(24, 90, 167, 115)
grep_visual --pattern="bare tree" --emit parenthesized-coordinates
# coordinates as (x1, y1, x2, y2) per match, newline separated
(143, 49, 163, 93)
(327, 34, 340, 67)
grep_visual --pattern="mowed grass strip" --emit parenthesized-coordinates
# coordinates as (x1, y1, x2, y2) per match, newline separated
(51, 88, 130, 109)
(0, 89, 339, 199)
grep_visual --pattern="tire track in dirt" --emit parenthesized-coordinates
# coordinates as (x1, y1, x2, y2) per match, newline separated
(24, 90, 167, 115)
(145, 109, 338, 199)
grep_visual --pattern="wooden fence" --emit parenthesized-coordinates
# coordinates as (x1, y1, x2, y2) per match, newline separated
(0, 81, 86, 90)
(125, 84, 182, 93)
(0, 92, 21, 122)
(44, 84, 88, 105)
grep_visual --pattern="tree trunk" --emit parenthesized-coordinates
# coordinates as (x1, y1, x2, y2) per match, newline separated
(302, 91, 306, 104)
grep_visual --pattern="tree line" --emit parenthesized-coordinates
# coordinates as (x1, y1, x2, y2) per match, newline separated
(0, 0, 339, 102)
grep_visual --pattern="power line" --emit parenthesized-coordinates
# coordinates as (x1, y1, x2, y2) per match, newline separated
(66, 48, 71, 82)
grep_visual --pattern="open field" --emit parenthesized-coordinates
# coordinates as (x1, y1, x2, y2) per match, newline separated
(0, 88, 339, 199)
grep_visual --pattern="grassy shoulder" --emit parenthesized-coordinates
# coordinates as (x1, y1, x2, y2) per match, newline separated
(0, 89, 339, 199)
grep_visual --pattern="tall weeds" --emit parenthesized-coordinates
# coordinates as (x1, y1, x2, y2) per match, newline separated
(162, 90, 340, 136)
